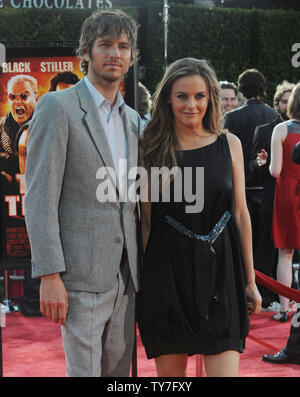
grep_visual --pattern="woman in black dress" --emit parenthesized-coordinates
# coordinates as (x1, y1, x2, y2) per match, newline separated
(138, 58, 261, 377)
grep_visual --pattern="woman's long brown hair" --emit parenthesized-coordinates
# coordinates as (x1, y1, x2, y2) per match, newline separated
(140, 58, 226, 173)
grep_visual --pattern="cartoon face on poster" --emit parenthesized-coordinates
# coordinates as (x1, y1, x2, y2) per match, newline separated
(0, 54, 84, 260)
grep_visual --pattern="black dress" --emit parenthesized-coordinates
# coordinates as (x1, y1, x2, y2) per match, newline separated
(138, 133, 250, 359)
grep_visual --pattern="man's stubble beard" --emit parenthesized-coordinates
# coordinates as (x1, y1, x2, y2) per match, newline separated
(102, 74, 122, 83)
(94, 68, 126, 85)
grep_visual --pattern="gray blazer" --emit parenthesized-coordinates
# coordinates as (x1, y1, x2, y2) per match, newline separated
(24, 79, 141, 293)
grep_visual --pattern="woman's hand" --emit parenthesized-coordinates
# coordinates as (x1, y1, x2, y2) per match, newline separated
(246, 283, 262, 315)
(256, 149, 268, 167)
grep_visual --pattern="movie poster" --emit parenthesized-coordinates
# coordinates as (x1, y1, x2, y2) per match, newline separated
(0, 50, 85, 262)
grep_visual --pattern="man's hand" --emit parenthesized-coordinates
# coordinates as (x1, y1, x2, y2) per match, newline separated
(40, 273, 68, 325)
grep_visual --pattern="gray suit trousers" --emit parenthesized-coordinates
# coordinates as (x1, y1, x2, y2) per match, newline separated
(61, 258, 135, 377)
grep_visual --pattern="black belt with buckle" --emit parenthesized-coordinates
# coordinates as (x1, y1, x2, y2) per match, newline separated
(164, 211, 231, 322)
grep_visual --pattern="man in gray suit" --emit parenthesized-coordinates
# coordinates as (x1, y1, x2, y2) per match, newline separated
(24, 9, 141, 377)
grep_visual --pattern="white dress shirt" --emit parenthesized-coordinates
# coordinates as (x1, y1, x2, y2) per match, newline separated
(84, 76, 128, 200)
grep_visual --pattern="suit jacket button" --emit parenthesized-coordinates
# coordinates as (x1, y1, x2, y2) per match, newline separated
(115, 237, 122, 243)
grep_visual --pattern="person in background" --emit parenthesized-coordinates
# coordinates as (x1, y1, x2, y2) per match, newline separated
(219, 81, 239, 117)
(268, 82, 300, 322)
(48, 71, 80, 92)
(262, 139, 300, 364)
(0, 75, 40, 317)
(137, 82, 152, 131)
(249, 81, 295, 312)
(0, 75, 38, 181)
(223, 69, 277, 262)
(138, 57, 261, 377)
(237, 90, 246, 107)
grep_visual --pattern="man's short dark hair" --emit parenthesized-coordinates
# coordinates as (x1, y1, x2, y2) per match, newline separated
(219, 81, 238, 96)
(49, 72, 80, 91)
(238, 68, 266, 99)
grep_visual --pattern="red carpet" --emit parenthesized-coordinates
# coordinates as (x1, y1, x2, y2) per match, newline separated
(1, 311, 300, 377)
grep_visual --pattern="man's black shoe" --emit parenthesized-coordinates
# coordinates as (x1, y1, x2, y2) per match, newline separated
(262, 350, 300, 365)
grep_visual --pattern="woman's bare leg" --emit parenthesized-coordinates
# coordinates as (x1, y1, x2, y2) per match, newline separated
(204, 350, 240, 377)
(276, 247, 294, 313)
(155, 354, 188, 377)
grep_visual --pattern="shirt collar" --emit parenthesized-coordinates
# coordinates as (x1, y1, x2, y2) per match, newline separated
(246, 98, 263, 105)
(114, 90, 125, 117)
(84, 76, 125, 116)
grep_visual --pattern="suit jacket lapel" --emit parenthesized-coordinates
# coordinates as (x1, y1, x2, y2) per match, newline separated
(75, 79, 116, 172)
(75, 79, 139, 205)
(123, 108, 139, 202)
